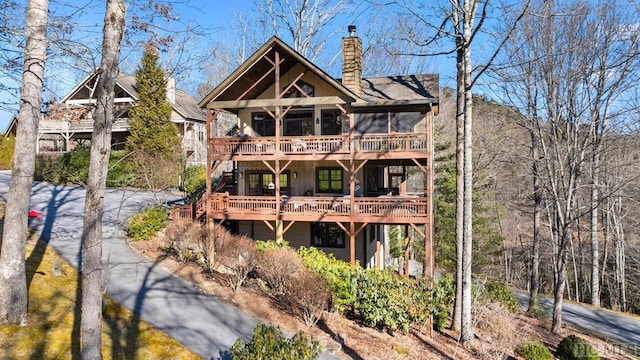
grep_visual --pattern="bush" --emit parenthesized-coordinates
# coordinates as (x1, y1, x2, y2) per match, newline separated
(515, 339, 553, 360)
(34, 153, 64, 183)
(527, 297, 549, 320)
(106, 150, 137, 187)
(298, 246, 358, 313)
(163, 219, 203, 263)
(127, 206, 169, 242)
(181, 166, 207, 202)
(33, 147, 136, 187)
(255, 239, 289, 252)
(256, 247, 301, 294)
(215, 230, 257, 292)
(0, 133, 15, 169)
(556, 335, 599, 360)
(476, 280, 521, 313)
(229, 323, 320, 360)
(430, 274, 455, 330)
(353, 269, 416, 332)
(286, 270, 331, 327)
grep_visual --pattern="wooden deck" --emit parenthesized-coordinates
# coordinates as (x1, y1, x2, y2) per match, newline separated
(208, 133, 428, 160)
(206, 194, 427, 224)
(38, 119, 131, 133)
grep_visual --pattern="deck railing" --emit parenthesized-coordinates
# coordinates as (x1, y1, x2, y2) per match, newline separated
(38, 119, 130, 133)
(208, 133, 427, 157)
(208, 194, 427, 221)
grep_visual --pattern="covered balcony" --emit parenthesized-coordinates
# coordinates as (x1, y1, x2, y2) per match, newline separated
(208, 132, 429, 161)
(206, 193, 427, 224)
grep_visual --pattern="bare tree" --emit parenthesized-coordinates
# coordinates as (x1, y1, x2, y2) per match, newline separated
(251, 0, 352, 68)
(493, 0, 640, 332)
(0, 0, 47, 325)
(80, 0, 125, 357)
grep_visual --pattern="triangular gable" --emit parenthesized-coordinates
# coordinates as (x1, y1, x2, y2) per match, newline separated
(61, 71, 137, 105)
(199, 36, 358, 108)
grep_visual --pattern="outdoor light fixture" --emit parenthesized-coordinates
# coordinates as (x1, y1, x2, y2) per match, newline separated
(293, 172, 298, 179)
(316, 117, 320, 124)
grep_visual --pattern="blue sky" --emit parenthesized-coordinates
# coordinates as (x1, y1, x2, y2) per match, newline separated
(0, 0, 455, 132)
(0, 1, 253, 131)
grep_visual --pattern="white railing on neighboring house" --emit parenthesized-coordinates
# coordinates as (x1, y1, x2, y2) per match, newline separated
(38, 118, 130, 133)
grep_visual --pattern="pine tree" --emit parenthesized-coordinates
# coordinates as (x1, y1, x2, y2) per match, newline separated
(126, 43, 182, 189)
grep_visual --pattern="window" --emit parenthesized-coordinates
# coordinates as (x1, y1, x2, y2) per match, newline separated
(247, 171, 289, 196)
(284, 111, 313, 136)
(283, 80, 314, 98)
(311, 222, 345, 248)
(321, 109, 342, 135)
(316, 168, 343, 193)
(251, 112, 275, 136)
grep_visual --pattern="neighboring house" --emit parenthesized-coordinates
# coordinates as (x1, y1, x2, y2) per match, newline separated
(5, 72, 208, 166)
(192, 27, 439, 275)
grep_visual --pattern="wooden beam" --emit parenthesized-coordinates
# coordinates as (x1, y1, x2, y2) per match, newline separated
(412, 158, 427, 174)
(236, 65, 276, 101)
(409, 223, 426, 239)
(262, 220, 275, 232)
(354, 222, 368, 237)
(280, 160, 292, 172)
(281, 72, 306, 96)
(335, 159, 349, 172)
(207, 96, 349, 109)
(283, 220, 296, 234)
(261, 160, 275, 173)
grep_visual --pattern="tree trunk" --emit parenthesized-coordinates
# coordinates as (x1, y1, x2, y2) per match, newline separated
(0, 0, 48, 326)
(451, 40, 465, 333)
(460, 14, 474, 343)
(80, 0, 125, 358)
(528, 129, 541, 312)
(590, 148, 601, 307)
(552, 246, 568, 333)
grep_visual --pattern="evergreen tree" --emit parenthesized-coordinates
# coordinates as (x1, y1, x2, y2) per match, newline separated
(0, 134, 16, 170)
(126, 43, 182, 189)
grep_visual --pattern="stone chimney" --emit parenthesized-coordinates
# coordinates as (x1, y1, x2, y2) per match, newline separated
(166, 76, 175, 104)
(342, 25, 362, 97)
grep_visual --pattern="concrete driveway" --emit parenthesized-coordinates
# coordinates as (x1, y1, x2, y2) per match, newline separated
(0, 171, 337, 360)
(515, 290, 640, 350)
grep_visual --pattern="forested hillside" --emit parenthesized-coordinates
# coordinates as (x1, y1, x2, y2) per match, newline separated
(435, 87, 640, 314)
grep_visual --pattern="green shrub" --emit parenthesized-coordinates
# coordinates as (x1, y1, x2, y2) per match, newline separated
(556, 335, 599, 360)
(33, 147, 136, 187)
(476, 280, 521, 313)
(229, 323, 320, 360)
(430, 274, 455, 330)
(255, 239, 289, 252)
(352, 269, 427, 333)
(61, 146, 91, 184)
(298, 246, 358, 313)
(34, 154, 64, 183)
(515, 339, 553, 360)
(0, 133, 15, 169)
(181, 166, 207, 202)
(106, 150, 136, 187)
(527, 297, 549, 320)
(127, 206, 169, 242)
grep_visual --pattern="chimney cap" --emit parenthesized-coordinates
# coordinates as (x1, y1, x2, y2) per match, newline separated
(348, 25, 356, 36)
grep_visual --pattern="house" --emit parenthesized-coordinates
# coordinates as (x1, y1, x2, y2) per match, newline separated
(5, 72, 209, 166)
(195, 27, 438, 276)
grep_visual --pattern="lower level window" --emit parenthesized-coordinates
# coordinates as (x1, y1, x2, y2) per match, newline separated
(311, 222, 345, 248)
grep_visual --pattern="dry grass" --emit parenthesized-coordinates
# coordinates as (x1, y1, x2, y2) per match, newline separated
(0, 206, 201, 360)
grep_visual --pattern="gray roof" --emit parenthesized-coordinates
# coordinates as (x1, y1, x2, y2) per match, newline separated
(117, 74, 205, 122)
(360, 74, 439, 105)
